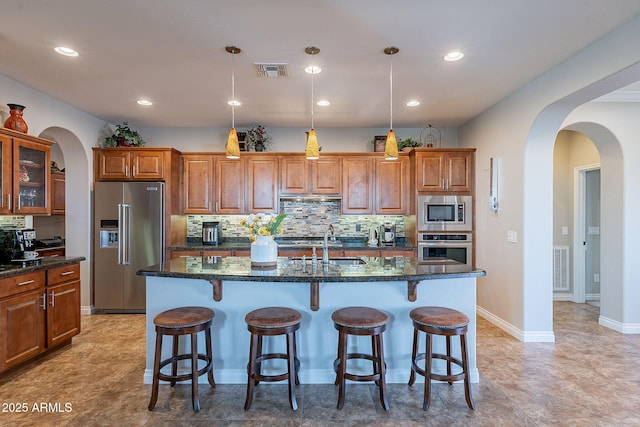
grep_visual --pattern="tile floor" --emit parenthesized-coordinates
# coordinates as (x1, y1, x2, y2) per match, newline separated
(1, 302, 639, 426)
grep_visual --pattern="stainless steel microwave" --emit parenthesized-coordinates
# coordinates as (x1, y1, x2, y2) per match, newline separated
(417, 195, 472, 232)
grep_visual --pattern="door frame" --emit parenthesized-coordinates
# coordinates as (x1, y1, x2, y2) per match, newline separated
(572, 163, 600, 303)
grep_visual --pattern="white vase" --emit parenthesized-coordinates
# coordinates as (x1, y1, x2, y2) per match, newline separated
(251, 235, 278, 267)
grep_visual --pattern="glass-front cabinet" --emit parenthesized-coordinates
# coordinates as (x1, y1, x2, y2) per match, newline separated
(0, 128, 53, 215)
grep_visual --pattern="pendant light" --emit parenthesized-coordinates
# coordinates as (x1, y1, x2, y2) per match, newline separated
(305, 46, 320, 160)
(384, 47, 399, 160)
(225, 46, 241, 159)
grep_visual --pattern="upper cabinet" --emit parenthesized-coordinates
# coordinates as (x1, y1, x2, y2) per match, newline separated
(51, 171, 65, 215)
(281, 155, 341, 194)
(93, 148, 178, 181)
(375, 156, 410, 214)
(246, 156, 279, 213)
(0, 128, 53, 215)
(415, 149, 474, 194)
(181, 154, 279, 214)
(342, 154, 410, 215)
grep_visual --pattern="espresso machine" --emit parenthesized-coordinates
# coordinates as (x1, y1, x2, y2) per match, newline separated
(379, 222, 396, 246)
(0, 228, 37, 264)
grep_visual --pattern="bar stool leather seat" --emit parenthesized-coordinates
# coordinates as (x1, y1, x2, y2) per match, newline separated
(408, 306, 474, 410)
(148, 306, 215, 412)
(332, 306, 390, 411)
(244, 307, 302, 411)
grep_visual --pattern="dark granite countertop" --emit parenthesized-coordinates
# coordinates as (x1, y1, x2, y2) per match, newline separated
(0, 256, 86, 279)
(137, 256, 484, 283)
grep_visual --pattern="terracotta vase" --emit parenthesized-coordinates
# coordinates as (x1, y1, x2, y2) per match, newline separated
(4, 104, 28, 133)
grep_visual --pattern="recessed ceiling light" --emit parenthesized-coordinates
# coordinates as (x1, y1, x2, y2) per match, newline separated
(227, 100, 241, 107)
(304, 65, 321, 74)
(317, 100, 330, 106)
(406, 100, 420, 107)
(54, 46, 79, 57)
(137, 99, 153, 106)
(443, 50, 464, 62)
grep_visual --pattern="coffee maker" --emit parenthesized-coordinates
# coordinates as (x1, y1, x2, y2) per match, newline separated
(202, 222, 222, 245)
(0, 228, 37, 263)
(379, 222, 396, 246)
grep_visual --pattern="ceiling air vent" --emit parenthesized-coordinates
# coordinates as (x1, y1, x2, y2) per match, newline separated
(255, 63, 288, 78)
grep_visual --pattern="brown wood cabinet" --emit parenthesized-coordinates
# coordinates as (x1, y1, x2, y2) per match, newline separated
(415, 149, 474, 193)
(46, 264, 81, 348)
(281, 155, 341, 194)
(51, 171, 65, 215)
(0, 128, 53, 215)
(342, 156, 374, 214)
(214, 156, 245, 213)
(93, 148, 177, 181)
(342, 154, 410, 214)
(0, 263, 81, 374)
(182, 154, 214, 213)
(246, 156, 279, 213)
(375, 156, 410, 214)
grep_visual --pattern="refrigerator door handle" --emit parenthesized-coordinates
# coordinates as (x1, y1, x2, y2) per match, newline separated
(121, 203, 131, 265)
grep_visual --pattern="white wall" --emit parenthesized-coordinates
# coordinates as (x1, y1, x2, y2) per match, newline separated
(461, 15, 640, 339)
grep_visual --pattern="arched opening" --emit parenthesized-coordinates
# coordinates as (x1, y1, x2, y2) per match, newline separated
(37, 127, 92, 313)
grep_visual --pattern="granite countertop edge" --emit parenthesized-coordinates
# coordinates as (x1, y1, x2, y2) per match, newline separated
(138, 256, 486, 282)
(171, 241, 416, 251)
(0, 256, 86, 279)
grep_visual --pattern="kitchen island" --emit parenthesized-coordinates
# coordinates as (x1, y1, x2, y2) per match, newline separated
(137, 256, 485, 384)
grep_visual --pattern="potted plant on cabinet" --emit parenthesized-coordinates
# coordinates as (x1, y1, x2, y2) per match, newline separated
(245, 125, 271, 152)
(102, 122, 146, 147)
(397, 137, 422, 151)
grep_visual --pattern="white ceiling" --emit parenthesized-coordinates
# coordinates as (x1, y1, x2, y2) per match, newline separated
(1, 0, 640, 129)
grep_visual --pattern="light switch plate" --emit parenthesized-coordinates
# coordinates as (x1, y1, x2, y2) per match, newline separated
(507, 231, 518, 243)
(562, 226, 568, 235)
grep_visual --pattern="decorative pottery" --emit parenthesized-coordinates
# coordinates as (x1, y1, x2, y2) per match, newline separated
(4, 104, 28, 133)
(251, 235, 278, 268)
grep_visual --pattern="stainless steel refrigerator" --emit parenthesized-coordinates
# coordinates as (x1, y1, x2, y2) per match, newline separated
(93, 181, 164, 313)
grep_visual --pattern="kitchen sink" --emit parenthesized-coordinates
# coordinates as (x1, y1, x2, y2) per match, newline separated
(290, 257, 366, 266)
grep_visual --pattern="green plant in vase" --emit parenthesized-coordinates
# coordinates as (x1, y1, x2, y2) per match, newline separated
(102, 122, 146, 147)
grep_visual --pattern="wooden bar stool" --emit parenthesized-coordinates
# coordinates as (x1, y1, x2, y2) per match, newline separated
(408, 306, 474, 410)
(244, 307, 302, 411)
(332, 306, 389, 411)
(148, 306, 215, 412)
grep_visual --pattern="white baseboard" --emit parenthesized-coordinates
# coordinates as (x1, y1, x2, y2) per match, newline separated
(599, 315, 640, 334)
(81, 305, 92, 315)
(477, 305, 555, 343)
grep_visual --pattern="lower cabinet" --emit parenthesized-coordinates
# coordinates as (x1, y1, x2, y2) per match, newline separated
(0, 263, 81, 374)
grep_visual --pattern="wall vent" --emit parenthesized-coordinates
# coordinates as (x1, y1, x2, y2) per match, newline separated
(553, 246, 570, 291)
(255, 63, 288, 77)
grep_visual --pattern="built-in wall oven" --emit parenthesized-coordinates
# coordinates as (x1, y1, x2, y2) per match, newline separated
(417, 195, 472, 232)
(417, 232, 472, 266)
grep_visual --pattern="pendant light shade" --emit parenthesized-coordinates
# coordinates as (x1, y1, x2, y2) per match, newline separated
(305, 46, 320, 160)
(225, 46, 241, 159)
(306, 128, 320, 159)
(384, 129, 398, 159)
(384, 47, 399, 160)
(226, 127, 240, 159)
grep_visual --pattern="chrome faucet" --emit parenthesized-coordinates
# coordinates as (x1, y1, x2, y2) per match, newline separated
(328, 223, 336, 241)
(323, 228, 330, 266)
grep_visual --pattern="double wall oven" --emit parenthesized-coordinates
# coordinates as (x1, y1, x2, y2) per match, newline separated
(417, 195, 473, 266)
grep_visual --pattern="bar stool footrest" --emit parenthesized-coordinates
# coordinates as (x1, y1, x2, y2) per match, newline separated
(412, 352, 466, 383)
(157, 353, 213, 383)
(250, 353, 301, 383)
(333, 353, 386, 382)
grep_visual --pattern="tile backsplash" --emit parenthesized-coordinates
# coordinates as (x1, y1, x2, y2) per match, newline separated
(187, 200, 406, 240)
(0, 216, 26, 228)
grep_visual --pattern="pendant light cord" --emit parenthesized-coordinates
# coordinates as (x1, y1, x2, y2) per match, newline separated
(311, 54, 315, 129)
(231, 51, 235, 129)
(389, 53, 393, 130)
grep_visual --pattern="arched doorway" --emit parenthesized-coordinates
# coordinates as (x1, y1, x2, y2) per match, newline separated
(37, 127, 92, 313)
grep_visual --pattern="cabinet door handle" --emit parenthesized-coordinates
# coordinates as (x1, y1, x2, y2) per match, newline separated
(18, 279, 35, 286)
(61, 271, 74, 276)
(7, 193, 10, 210)
(50, 291, 56, 307)
(41, 293, 47, 310)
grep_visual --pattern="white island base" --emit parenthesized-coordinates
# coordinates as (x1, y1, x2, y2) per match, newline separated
(143, 276, 479, 385)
